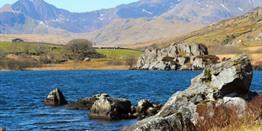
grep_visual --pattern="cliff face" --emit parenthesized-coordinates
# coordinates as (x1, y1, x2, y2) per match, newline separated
(136, 43, 218, 70)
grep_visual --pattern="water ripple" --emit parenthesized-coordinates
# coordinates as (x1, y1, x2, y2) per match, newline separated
(0, 70, 261, 130)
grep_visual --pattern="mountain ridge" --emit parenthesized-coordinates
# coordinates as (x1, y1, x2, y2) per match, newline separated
(0, 0, 262, 45)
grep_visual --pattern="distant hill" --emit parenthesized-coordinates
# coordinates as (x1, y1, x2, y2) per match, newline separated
(0, 0, 262, 45)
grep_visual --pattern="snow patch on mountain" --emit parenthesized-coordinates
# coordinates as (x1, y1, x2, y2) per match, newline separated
(220, 4, 230, 12)
(142, 9, 153, 15)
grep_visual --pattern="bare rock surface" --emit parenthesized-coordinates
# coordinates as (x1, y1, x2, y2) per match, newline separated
(126, 55, 253, 131)
(136, 43, 218, 70)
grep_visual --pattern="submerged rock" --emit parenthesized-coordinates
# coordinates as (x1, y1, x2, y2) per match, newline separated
(89, 94, 133, 120)
(65, 93, 109, 110)
(65, 97, 97, 110)
(44, 88, 68, 106)
(136, 43, 218, 70)
(126, 55, 253, 131)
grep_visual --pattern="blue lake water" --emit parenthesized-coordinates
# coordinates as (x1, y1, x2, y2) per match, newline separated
(0, 70, 261, 130)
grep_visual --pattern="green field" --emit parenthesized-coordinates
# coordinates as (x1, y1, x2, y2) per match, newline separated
(0, 41, 63, 54)
(96, 49, 142, 61)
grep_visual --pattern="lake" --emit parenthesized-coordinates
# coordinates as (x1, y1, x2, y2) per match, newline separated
(0, 70, 261, 130)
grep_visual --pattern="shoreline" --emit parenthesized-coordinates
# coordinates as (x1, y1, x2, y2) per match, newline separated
(1, 67, 262, 72)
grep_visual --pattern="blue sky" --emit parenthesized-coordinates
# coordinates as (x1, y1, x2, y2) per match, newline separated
(0, 0, 138, 12)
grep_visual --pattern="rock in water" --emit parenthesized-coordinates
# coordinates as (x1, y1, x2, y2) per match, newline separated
(89, 94, 132, 120)
(126, 55, 253, 131)
(136, 43, 218, 70)
(65, 93, 109, 110)
(44, 88, 68, 106)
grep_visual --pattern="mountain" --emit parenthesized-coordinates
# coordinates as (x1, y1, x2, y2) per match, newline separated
(0, 0, 262, 45)
(87, 0, 262, 45)
(0, 0, 180, 33)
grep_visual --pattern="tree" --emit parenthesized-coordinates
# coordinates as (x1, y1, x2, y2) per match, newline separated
(65, 39, 97, 60)
(126, 56, 137, 68)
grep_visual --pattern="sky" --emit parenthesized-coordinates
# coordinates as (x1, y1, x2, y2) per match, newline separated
(0, 0, 139, 12)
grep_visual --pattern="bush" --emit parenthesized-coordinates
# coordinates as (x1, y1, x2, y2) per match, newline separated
(125, 56, 137, 68)
(0, 56, 41, 70)
(196, 95, 262, 131)
(65, 39, 103, 60)
(0, 50, 6, 58)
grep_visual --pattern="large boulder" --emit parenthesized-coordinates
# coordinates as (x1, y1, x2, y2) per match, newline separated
(126, 55, 253, 131)
(44, 88, 68, 106)
(136, 43, 217, 70)
(89, 94, 133, 120)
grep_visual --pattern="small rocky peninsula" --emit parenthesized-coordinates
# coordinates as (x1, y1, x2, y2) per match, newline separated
(125, 54, 257, 130)
(43, 55, 261, 131)
(135, 43, 219, 70)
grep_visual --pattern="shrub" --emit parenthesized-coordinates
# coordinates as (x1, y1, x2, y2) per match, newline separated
(0, 56, 41, 70)
(223, 35, 236, 45)
(196, 95, 262, 131)
(0, 50, 6, 58)
(125, 56, 137, 68)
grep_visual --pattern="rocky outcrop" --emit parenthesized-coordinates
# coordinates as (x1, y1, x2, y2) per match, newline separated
(89, 94, 133, 120)
(44, 88, 68, 106)
(136, 43, 218, 70)
(126, 55, 253, 131)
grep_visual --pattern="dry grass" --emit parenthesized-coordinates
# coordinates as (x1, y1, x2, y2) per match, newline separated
(28, 60, 129, 70)
(196, 95, 262, 131)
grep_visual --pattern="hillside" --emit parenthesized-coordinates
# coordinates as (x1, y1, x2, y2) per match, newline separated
(0, 0, 262, 45)
(137, 7, 262, 66)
